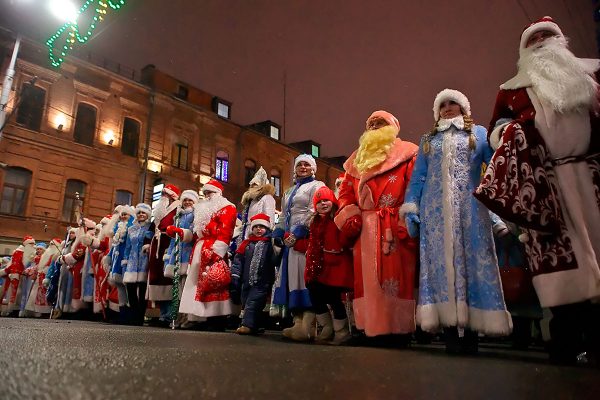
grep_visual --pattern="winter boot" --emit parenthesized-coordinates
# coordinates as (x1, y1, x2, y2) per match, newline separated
(315, 312, 334, 342)
(330, 318, 351, 345)
(282, 314, 304, 339)
(301, 311, 317, 340)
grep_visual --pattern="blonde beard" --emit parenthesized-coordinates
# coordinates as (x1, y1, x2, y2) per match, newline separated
(520, 37, 598, 113)
(353, 125, 398, 174)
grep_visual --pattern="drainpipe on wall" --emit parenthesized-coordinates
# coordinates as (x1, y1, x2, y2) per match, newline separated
(139, 91, 155, 203)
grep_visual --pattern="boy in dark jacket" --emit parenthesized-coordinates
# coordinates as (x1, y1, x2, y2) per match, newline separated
(230, 213, 276, 334)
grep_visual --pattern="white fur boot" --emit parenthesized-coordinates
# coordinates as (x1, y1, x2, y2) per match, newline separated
(315, 312, 334, 342)
(330, 318, 351, 345)
(282, 314, 304, 339)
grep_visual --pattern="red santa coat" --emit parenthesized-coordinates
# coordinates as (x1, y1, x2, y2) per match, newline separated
(1, 246, 31, 313)
(303, 214, 354, 290)
(335, 139, 419, 336)
(475, 85, 600, 307)
(179, 196, 237, 318)
(91, 236, 111, 314)
(146, 203, 178, 301)
(62, 241, 88, 311)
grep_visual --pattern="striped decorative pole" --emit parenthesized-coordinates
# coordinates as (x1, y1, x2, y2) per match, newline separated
(170, 213, 181, 329)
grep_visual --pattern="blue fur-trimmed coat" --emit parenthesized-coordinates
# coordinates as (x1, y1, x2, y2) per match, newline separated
(164, 208, 195, 277)
(402, 124, 511, 335)
(122, 222, 153, 283)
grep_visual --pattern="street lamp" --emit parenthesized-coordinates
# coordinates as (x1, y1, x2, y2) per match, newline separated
(0, 34, 21, 142)
(48, 0, 79, 23)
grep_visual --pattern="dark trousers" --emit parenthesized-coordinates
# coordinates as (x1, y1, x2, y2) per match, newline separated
(308, 282, 346, 319)
(126, 282, 147, 324)
(549, 301, 600, 363)
(241, 283, 270, 329)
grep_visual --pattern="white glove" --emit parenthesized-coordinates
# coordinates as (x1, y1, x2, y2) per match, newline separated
(42, 278, 50, 288)
(8, 273, 19, 280)
(142, 244, 150, 254)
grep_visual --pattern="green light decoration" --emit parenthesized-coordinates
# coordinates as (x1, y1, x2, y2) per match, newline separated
(46, 0, 126, 67)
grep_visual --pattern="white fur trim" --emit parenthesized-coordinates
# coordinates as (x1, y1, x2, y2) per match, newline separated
(8, 273, 19, 280)
(123, 271, 148, 284)
(0, 269, 6, 277)
(519, 18, 563, 56)
(441, 132, 457, 314)
(399, 202, 419, 218)
(294, 154, 317, 171)
(489, 122, 510, 150)
(162, 253, 170, 262)
(163, 186, 180, 200)
(23, 238, 35, 246)
(250, 218, 270, 230)
(212, 241, 228, 258)
(63, 253, 77, 266)
(164, 264, 175, 278)
(202, 183, 222, 195)
(181, 190, 199, 203)
(135, 203, 152, 217)
(417, 302, 513, 336)
(433, 89, 471, 120)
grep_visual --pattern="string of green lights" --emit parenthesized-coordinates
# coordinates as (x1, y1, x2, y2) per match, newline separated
(46, 0, 126, 68)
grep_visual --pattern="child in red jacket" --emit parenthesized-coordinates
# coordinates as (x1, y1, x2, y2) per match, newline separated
(300, 186, 359, 344)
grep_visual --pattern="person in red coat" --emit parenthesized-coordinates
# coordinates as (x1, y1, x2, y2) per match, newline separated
(302, 186, 356, 344)
(474, 16, 600, 365)
(147, 184, 181, 325)
(335, 110, 418, 342)
(0, 236, 36, 316)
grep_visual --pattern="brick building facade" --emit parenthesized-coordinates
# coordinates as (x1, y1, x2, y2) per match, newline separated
(0, 33, 343, 255)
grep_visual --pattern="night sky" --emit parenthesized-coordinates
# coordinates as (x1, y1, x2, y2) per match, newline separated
(1, 0, 596, 157)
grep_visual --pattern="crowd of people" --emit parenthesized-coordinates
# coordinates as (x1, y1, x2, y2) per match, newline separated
(1, 17, 599, 366)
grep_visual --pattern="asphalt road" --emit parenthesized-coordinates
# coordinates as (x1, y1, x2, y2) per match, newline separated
(0, 318, 598, 400)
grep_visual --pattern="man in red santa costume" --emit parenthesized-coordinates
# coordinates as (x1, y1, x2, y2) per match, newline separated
(0, 236, 36, 316)
(335, 110, 419, 344)
(89, 214, 119, 317)
(26, 238, 63, 316)
(475, 17, 600, 365)
(147, 184, 181, 325)
(178, 179, 237, 329)
(61, 218, 97, 315)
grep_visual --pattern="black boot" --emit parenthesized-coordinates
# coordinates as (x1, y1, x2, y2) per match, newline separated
(444, 327, 460, 354)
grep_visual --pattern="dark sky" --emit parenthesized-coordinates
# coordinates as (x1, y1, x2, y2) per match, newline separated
(2, 0, 597, 157)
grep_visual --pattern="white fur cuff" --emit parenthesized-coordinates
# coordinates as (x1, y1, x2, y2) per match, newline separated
(182, 229, 193, 243)
(63, 253, 77, 265)
(212, 240, 229, 258)
(399, 203, 419, 218)
(489, 122, 510, 151)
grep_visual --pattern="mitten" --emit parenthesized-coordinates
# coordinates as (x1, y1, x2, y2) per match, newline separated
(342, 215, 362, 238)
(166, 225, 183, 238)
(405, 212, 420, 238)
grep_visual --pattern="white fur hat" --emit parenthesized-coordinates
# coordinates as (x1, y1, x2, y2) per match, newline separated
(433, 89, 471, 120)
(181, 189, 199, 203)
(135, 203, 152, 217)
(83, 218, 96, 229)
(116, 204, 136, 218)
(249, 167, 269, 187)
(294, 154, 317, 172)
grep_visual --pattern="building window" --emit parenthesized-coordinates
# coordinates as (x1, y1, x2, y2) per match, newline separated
(215, 150, 229, 182)
(270, 168, 281, 197)
(270, 125, 280, 140)
(217, 103, 230, 119)
(115, 190, 132, 208)
(244, 159, 256, 186)
(73, 103, 97, 146)
(176, 85, 188, 100)
(172, 139, 189, 170)
(62, 179, 86, 223)
(16, 84, 46, 131)
(0, 167, 32, 216)
(212, 97, 231, 119)
(121, 117, 140, 157)
(311, 144, 320, 158)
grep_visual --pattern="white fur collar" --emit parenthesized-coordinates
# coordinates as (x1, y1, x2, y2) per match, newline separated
(437, 116, 464, 132)
(193, 195, 233, 237)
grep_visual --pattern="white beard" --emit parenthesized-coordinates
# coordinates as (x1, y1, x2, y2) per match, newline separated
(152, 196, 170, 224)
(193, 194, 233, 237)
(38, 244, 61, 270)
(22, 244, 36, 266)
(113, 221, 129, 243)
(519, 37, 598, 113)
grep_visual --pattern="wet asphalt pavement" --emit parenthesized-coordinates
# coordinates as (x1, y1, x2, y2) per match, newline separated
(1, 318, 599, 400)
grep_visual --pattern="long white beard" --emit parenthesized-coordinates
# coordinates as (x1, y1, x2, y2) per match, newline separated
(519, 37, 598, 113)
(38, 245, 61, 270)
(193, 194, 232, 237)
(152, 196, 169, 223)
(22, 244, 36, 266)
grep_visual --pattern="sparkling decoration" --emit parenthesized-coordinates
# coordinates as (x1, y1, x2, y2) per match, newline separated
(46, 0, 127, 67)
(170, 212, 181, 329)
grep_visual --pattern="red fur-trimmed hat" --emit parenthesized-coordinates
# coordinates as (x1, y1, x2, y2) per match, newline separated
(313, 186, 338, 209)
(519, 16, 564, 55)
(162, 184, 181, 200)
(250, 213, 271, 229)
(202, 179, 224, 195)
(23, 235, 35, 245)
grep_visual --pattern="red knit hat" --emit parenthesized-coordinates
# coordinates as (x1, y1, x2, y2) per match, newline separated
(313, 186, 338, 209)
(250, 213, 271, 229)
(202, 179, 224, 195)
(162, 184, 181, 200)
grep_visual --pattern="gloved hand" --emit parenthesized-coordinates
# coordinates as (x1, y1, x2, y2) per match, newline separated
(8, 273, 19, 280)
(283, 233, 297, 248)
(166, 225, 183, 238)
(342, 215, 362, 238)
(141, 244, 150, 254)
(405, 212, 420, 238)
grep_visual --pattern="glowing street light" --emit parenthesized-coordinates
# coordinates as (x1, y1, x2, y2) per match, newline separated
(48, 0, 79, 23)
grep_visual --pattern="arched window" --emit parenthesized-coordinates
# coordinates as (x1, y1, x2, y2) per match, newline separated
(62, 179, 87, 223)
(16, 84, 46, 131)
(121, 117, 140, 157)
(270, 168, 281, 197)
(215, 150, 229, 182)
(172, 137, 189, 170)
(114, 189, 133, 208)
(0, 167, 32, 216)
(73, 103, 97, 146)
(244, 159, 256, 186)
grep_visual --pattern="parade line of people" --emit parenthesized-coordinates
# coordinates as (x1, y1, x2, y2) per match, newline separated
(1, 17, 599, 366)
